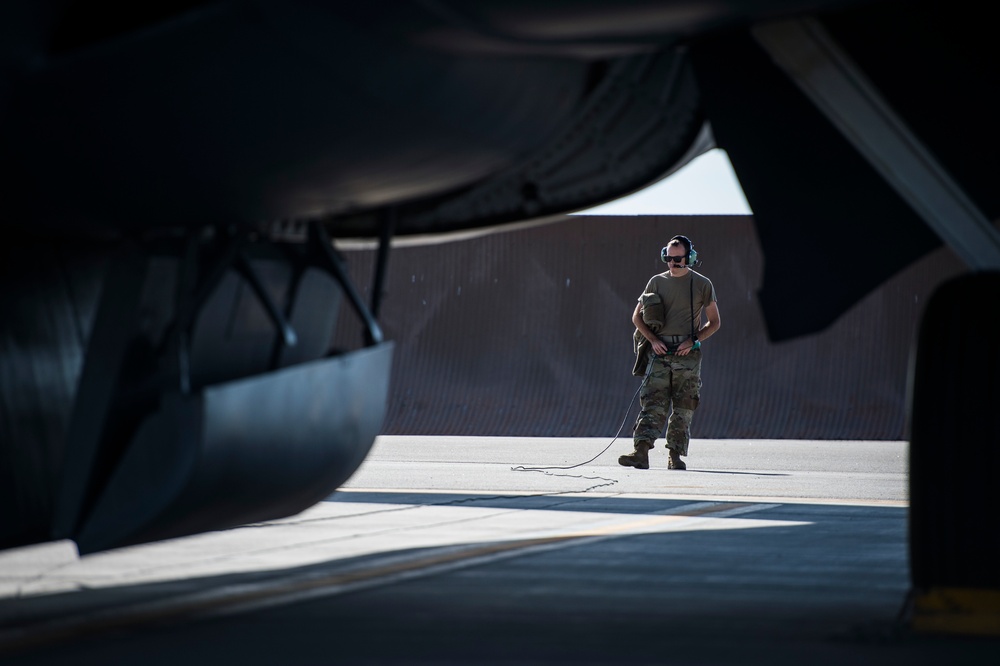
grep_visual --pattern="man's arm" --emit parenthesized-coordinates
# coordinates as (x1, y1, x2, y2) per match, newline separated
(698, 301, 721, 341)
(633, 301, 668, 356)
(677, 301, 720, 355)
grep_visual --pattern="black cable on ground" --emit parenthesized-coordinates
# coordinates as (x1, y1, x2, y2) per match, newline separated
(511, 360, 653, 488)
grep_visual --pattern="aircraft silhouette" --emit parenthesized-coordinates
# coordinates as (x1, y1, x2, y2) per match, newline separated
(1, 0, 996, 626)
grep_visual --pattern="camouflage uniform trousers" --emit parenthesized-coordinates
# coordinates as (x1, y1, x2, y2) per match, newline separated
(633, 350, 702, 456)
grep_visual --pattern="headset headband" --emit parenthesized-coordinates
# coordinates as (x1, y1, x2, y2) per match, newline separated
(661, 236, 697, 266)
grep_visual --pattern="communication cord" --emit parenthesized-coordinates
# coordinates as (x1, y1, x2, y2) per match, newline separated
(510, 358, 655, 488)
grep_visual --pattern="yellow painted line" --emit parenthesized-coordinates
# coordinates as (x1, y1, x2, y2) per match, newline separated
(674, 501, 756, 517)
(0, 500, 773, 654)
(209, 502, 779, 618)
(334, 487, 908, 508)
(1, 539, 559, 655)
(912, 587, 1000, 636)
(559, 502, 762, 538)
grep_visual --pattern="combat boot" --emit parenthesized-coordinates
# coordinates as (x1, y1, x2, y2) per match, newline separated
(618, 441, 653, 470)
(668, 448, 687, 470)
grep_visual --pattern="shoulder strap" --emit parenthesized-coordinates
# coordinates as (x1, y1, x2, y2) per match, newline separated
(689, 276, 695, 340)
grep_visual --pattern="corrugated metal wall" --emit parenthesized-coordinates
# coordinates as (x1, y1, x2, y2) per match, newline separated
(334, 215, 963, 439)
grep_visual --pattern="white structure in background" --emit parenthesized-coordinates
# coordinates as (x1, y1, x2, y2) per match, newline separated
(575, 149, 752, 215)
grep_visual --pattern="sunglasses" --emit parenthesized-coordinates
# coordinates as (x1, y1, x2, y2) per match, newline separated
(665, 255, 687, 263)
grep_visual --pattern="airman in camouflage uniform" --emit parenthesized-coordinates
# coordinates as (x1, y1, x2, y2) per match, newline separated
(634, 352, 701, 453)
(620, 235, 720, 470)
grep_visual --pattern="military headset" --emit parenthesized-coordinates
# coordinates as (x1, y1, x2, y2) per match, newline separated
(661, 235, 698, 266)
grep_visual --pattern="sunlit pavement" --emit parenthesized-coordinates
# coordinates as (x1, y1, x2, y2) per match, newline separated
(1, 437, 996, 664)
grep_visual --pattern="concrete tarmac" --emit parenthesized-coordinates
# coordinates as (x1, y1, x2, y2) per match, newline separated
(0, 437, 996, 664)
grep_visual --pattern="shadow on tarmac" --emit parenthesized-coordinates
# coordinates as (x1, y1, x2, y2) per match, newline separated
(2, 494, 997, 665)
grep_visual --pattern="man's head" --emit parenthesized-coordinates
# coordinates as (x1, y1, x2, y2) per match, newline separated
(661, 235, 695, 269)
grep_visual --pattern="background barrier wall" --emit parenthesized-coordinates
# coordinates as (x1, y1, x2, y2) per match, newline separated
(335, 215, 963, 439)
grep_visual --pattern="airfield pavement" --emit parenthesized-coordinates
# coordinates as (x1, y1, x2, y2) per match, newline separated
(1, 436, 997, 665)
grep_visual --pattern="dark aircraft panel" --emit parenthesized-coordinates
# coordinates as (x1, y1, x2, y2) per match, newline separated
(74, 342, 392, 554)
(823, 1, 1000, 222)
(1, 226, 390, 553)
(0, 242, 108, 549)
(1, 2, 594, 233)
(690, 30, 949, 341)
(910, 273, 1000, 590)
(2, 1, 999, 622)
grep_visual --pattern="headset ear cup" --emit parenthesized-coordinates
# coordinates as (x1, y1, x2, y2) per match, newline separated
(660, 247, 669, 263)
(690, 249, 697, 266)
